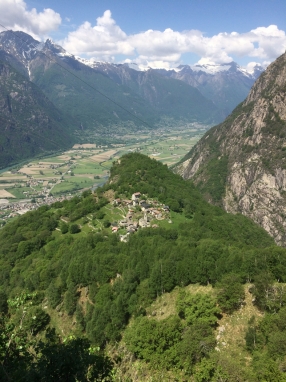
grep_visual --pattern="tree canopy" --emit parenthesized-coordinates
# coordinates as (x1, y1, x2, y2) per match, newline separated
(0, 153, 286, 380)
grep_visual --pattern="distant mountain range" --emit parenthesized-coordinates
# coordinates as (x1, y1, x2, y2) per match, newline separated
(0, 30, 264, 167)
(151, 62, 263, 116)
(77, 58, 263, 118)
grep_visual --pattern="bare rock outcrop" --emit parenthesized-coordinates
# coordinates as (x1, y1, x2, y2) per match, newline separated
(176, 52, 286, 245)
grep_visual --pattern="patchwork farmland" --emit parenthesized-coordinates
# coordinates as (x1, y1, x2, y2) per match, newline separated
(0, 125, 208, 224)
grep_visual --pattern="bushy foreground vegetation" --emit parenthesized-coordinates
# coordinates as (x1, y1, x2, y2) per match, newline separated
(1, 153, 286, 380)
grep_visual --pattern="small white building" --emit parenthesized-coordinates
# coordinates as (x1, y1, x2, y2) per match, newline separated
(131, 192, 141, 201)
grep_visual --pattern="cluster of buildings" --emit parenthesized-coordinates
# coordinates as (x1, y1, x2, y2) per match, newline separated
(111, 192, 170, 242)
(0, 195, 72, 223)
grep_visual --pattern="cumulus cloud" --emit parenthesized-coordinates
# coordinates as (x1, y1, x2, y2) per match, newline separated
(1, 4, 285, 69)
(0, 0, 61, 39)
(249, 25, 286, 59)
(60, 10, 134, 60)
(61, 10, 286, 69)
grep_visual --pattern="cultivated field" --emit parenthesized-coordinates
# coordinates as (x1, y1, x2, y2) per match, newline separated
(89, 149, 118, 162)
(0, 190, 16, 198)
(73, 144, 97, 149)
(0, 125, 209, 201)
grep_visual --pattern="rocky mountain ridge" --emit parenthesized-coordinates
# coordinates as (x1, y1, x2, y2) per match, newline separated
(176, 52, 286, 245)
(78, 59, 264, 118)
(0, 30, 221, 131)
(0, 30, 263, 127)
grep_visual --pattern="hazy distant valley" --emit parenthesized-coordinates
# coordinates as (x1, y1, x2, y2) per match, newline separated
(0, 30, 262, 169)
(0, 124, 208, 225)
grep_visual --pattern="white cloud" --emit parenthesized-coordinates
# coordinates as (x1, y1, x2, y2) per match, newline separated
(0, 0, 61, 39)
(245, 61, 270, 73)
(1, 4, 285, 68)
(60, 11, 286, 68)
(248, 25, 286, 59)
(60, 10, 134, 60)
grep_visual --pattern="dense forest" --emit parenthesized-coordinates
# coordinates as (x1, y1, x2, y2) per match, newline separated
(1, 153, 286, 381)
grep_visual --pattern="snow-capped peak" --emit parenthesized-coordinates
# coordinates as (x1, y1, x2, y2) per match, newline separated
(170, 61, 263, 79)
(123, 62, 145, 71)
(190, 63, 233, 74)
(75, 56, 115, 69)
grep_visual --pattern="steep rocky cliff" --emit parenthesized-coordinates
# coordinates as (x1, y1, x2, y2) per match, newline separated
(176, 52, 286, 245)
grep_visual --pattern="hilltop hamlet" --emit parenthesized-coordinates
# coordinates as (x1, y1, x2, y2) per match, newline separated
(111, 191, 170, 241)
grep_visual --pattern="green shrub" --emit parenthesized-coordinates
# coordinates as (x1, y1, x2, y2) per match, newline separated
(69, 224, 80, 234)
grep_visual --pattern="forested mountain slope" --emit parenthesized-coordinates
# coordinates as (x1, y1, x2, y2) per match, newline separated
(176, 51, 286, 245)
(2, 154, 286, 380)
(78, 63, 223, 123)
(78, 59, 263, 121)
(0, 60, 74, 168)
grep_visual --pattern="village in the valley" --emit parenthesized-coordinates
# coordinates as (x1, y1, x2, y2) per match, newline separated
(0, 161, 78, 225)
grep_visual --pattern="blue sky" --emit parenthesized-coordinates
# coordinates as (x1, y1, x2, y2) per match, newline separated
(1, 0, 286, 70)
